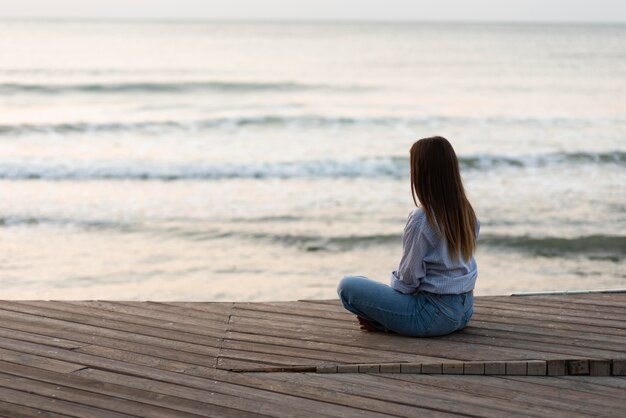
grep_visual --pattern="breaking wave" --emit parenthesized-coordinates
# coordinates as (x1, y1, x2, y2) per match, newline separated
(0, 151, 623, 180)
(0, 115, 447, 136)
(478, 234, 626, 261)
(0, 80, 368, 95)
(251, 231, 626, 260)
(2, 216, 623, 261)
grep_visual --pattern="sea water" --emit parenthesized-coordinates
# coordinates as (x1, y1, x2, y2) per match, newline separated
(0, 20, 624, 300)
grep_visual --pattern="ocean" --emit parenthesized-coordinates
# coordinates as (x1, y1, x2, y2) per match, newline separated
(0, 20, 624, 300)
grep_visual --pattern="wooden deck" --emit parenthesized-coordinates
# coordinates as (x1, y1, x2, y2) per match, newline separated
(0, 292, 625, 417)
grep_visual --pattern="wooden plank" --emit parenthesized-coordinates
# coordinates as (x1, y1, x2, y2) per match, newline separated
(225, 328, 380, 357)
(400, 363, 421, 373)
(0, 336, 382, 418)
(612, 359, 626, 375)
(473, 304, 626, 329)
(268, 372, 572, 418)
(116, 300, 233, 321)
(224, 326, 441, 364)
(0, 319, 219, 369)
(0, 335, 218, 381)
(0, 401, 69, 418)
(230, 308, 355, 330)
(73, 368, 328, 418)
(0, 347, 85, 374)
(62, 300, 229, 327)
(217, 346, 325, 367)
(0, 326, 83, 350)
(505, 361, 527, 375)
(229, 312, 358, 334)
(160, 301, 235, 316)
(230, 313, 563, 363)
(181, 371, 408, 417)
(6, 336, 408, 418)
(79, 339, 218, 369)
(217, 358, 279, 372)
(76, 369, 349, 418)
(6, 301, 226, 338)
(0, 371, 201, 418)
(233, 302, 354, 322)
(0, 385, 133, 418)
(526, 361, 547, 376)
(262, 373, 463, 418)
(358, 364, 380, 373)
(463, 362, 484, 375)
(547, 360, 566, 376)
(382, 374, 622, 417)
(485, 294, 626, 310)
(480, 295, 626, 315)
(443, 330, 616, 360)
(318, 365, 339, 373)
(578, 292, 626, 300)
(558, 375, 626, 390)
(235, 304, 624, 362)
(0, 309, 221, 358)
(567, 360, 590, 375)
(0, 362, 259, 418)
(530, 295, 626, 309)
(453, 328, 623, 358)
(484, 361, 506, 375)
(297, 299, 342, 306)
(221, 332, 424, 364)
(476, 299, 625, 322)
(589, 360, 611, 376)
(0, 303, 224, 348)
(471, 311, 626, 337)
(463, 319, 626, 349)
(502, 376, 626, 400)
(76, 344, 202, 372)
(289, 300, 352, 314)
(420, 363, 442, 374)
(588, 293, 626, 302)
(229, 313, 570, 362)
(441, 362, 464, 374)
(218, 360, 317, 373)
(228, 315, 368, 344)
(380, 363, 402, 373)
(337, 364, 360, 373)
(294, 301, 362, 317)
(0, 399, 71, 418)
(229, 315, 415, 350)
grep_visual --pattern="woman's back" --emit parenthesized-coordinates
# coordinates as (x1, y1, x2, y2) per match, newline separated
(394, 207, 479, 294)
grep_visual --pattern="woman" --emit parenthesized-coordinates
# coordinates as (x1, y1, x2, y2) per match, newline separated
(337, 136, 479, 337)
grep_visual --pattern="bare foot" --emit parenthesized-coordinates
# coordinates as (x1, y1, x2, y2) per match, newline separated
(357, 316, 382, 332)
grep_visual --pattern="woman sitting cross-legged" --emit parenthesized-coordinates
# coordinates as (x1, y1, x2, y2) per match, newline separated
(337, 136, 479, 337)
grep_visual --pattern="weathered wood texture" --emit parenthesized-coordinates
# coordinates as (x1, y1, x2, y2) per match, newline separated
(0, 293, 624, 417)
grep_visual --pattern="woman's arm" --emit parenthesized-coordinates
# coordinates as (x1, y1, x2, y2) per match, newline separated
(390, 210, 430, 294)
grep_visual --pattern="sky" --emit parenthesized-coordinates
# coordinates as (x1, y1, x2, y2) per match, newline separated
(1, 0, 625, 23)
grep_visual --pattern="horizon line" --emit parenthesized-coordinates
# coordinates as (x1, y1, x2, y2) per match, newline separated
(0, 17, 625, 25)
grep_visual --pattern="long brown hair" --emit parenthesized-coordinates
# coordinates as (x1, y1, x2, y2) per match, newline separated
(410, 136, 477, 261)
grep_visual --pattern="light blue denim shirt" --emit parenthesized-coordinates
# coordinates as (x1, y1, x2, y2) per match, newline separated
(390, 207, 479, 295)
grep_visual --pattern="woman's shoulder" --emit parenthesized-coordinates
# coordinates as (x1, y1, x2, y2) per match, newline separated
(406, 207, 434, 237)
(407, 207, 426, 225)
(407, 207, 443, 243)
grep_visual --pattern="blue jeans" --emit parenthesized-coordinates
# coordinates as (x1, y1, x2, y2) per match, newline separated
(337, 275, 473, 337)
